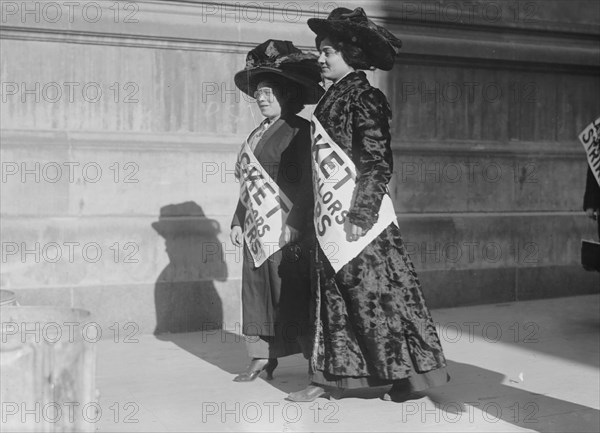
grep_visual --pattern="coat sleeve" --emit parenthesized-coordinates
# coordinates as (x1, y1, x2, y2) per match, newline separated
(231, 200, 246, 228)
(285, 123, 314, 233)
(584, 165, 600, 210)
(348, 88, 393, 231)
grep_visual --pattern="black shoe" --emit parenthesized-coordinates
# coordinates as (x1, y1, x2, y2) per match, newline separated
(265, 358, 278, 380)
(233, 358, 277, 382)
(382, 383, 423, 402)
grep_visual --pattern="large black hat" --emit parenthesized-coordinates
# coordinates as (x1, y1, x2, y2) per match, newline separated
(307, 7, 402, 71)
(234, 39, 324, 104)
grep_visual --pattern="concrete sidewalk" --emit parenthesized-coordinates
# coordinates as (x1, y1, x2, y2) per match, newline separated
(96, 295, 600, 432)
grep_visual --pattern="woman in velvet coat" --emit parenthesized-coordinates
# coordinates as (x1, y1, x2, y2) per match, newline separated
(288, 8, 449, 402)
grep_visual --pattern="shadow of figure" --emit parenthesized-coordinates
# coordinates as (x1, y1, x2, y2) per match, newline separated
(152, 201, 227, 335)
(420, 360, 600, 433)
(157, 329, 311, 392)
(156, 329, 600, 432)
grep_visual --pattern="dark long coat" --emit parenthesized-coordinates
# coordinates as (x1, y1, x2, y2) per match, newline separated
(310, 72, 447, 385)
(584, 166, 600, 238)
(584, 166, 600, 211)
(232, 114, 313, 339)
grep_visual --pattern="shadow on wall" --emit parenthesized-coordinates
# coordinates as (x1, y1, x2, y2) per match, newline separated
(152, 201, 227, 335)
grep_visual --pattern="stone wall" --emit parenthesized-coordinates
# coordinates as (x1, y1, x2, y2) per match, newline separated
(1, 0, 598, 334)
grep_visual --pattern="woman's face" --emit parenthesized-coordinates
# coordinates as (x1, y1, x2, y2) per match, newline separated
(318, 37, 354, 82)
(255, 81, 282, 120)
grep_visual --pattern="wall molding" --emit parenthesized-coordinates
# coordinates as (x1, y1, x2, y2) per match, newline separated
(1, 0, 598, 69)
(0, 27, 256, 54)
(118, 1, 600, 37)
(0, 209, 588, 221)
(0, 128, 586, 158)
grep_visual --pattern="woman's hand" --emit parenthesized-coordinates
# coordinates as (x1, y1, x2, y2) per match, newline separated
(348, 223, 365, 242)
(586, 207, 599, 221)
(230, 226, 243, 247)
(283, 225, 300, 244)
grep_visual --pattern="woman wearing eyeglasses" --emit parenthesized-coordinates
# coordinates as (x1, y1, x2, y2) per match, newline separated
(230, 40, 324, 382)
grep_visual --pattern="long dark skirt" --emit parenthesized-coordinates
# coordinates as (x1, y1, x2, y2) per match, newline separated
(241, 240, 311, 358)
(309, 223, 448, 389)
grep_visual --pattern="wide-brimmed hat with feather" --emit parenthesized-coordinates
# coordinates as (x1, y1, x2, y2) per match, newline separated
(234, 39, 324, 104)
(307, 7, 402, 71)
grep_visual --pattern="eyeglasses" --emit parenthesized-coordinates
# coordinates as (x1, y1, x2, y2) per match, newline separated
(253, 87, 275, 100)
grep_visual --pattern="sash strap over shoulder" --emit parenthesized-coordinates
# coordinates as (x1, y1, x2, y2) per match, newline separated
(311, 115, 397, 273)
(579, 116, 600, 187)
(237, 139, 292, 267)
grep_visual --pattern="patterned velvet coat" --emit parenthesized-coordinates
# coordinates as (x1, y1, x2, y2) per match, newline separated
(310, 72, 447, 386)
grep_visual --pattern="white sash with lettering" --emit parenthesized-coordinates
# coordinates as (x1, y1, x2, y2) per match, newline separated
(579, 116, 600, 187)
(237, 140, 292, 267)
(311, 116, 397, 273)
